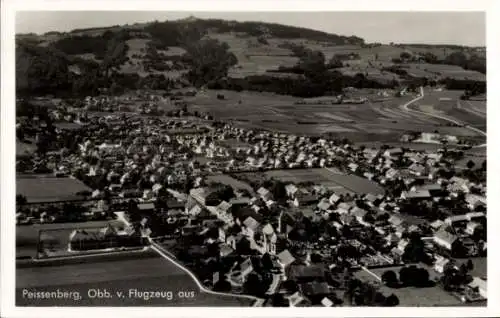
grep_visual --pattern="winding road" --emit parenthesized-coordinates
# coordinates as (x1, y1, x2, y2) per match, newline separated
(149, 239, 265, 307)
(401, 87, 486, 148)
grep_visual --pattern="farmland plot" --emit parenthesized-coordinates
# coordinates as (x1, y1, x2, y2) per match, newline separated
(16, 253, 254, 306)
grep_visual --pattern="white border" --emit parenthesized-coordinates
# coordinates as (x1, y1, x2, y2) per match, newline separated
(1, 1, 499, 317)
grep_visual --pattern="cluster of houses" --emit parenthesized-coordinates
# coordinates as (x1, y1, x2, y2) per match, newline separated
(16, 97, 487, 306)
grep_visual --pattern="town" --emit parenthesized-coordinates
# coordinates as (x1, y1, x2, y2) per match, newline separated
(16, 89, 487, 307)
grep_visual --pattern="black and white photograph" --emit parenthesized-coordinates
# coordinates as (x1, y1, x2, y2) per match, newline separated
(1, 2, 497, 317)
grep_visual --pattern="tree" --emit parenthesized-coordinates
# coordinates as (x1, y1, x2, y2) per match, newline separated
(400, 52, 412, 60)
(381, 270, 399, 287)
(271, 293, 288, 307)
(16, 194, 28, 207)
(467, 160, 476, 170)
(213, 278, 232, 292)
(185, 38, 238, 87)
(385, 294, 400, 306)
(101, 37, 129, 79)
(467, 259, 474, 271)
(261, 253, 274, 270)
(243, 272, 264, 296)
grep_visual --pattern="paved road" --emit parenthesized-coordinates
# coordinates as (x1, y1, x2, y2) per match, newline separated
(149, 239, 264, 307)
(401, 87, 486, 148)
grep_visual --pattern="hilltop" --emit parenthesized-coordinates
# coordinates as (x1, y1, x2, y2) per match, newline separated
(16, 17, 486, 98)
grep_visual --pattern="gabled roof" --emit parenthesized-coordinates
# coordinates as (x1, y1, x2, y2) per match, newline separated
(351, 207, 367, 219)
(300, 282, 330, 296)
(262, 223, 274, 236)
(389, 215, 403, 226)
(217, 200, 232, 212)
(402, 190, 431, 199)
(138, 202, 155, 210)
(329, 193, 341, 203)
(434, 229, 458, 245)
(317, 199, 331, 211)
(277, 249, 296, 267)
(257, 187, 271, 197)
(243, 216, 260, 231)
(285, 184, 298, 194)
(321, 297, 334, 307)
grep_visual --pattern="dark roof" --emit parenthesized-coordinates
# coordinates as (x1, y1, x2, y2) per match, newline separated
(232, 206, 263, 223)
(289, 264, 325, 280)
(300, 282, 331, 296)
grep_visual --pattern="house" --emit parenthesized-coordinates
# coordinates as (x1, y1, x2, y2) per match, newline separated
(285, 184, 299, 198)
(385, 233, 400, 246)
(397, 239, 409, 253)
(391, 246, 404, 263)
(465, 194, 486, 211)
(385, 168, 400, 179)
(317, 199, 331, 211)
(434, 256, 451, 273)
(401, 190, 431, 200)
(433, 229, 459, 251)
(329, 193, 342, 205)
(364, 193, 379, 206)
(363, 172, 375, 180)
(288, 264, 325, 283)
(430, 219, 444, 231)
(467, 277, 487, 299)
(242, 216, 260, 238)
(408, 163, 427, 176)
(286, 291, 310, 307)
(445, 215, 469, 226)
(384, 148, 403, 158)
(300, 281, 331, 301)
(339, 214, 355, 226)
(219, 243, 234, 257)
(138, 202, 155, 213)
(466, 212, 486, 223)
(351, 207, 368, 224)
(257, 187, 273, 201)
(321, 297, 334, 307)
(277, 249, 296, 270)
(388, 215, 404, 227)
(336, 202, 353, 214)
(293, 192, 319, 207)
(348, 163, 359, 172)
(465, 222, 483, 236)
(237, 257, 254, 282)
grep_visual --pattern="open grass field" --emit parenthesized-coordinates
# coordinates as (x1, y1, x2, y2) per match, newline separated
(233, 168, 384, 195)
(187, 89, 463, 141)
(16, 251, 254, 306)
(17, 175, 92, 204)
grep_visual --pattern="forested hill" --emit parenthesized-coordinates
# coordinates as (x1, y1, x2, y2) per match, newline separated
(16, 17, 485, 98)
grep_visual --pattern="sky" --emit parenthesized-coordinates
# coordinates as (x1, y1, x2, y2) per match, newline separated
(16, 11, 486, 46)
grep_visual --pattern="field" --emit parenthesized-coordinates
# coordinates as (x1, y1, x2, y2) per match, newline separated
(185, 87, 485, 142)
(233, 168, 384, 196)
(355, 265, 463, 307)
(16, 251, 254, 306)
(16, 175, 92, 203)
